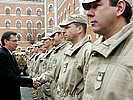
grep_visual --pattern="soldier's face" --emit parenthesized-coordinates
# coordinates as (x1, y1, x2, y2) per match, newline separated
(41, 44, 47, 53)
(86, 0, 117, 38)
(44, 39, 53, 48)
(62, 24, 79, 44)
(53, 33, 61, 46)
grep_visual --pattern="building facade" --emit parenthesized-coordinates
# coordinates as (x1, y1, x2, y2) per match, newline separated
(0, 0, 133, 49)
(0, 0, 45, 49)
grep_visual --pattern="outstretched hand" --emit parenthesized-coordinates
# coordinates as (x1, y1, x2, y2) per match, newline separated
(33, 78, 41, 88)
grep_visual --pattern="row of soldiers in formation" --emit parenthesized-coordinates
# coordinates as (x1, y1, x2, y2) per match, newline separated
(25, 14, 92, 100)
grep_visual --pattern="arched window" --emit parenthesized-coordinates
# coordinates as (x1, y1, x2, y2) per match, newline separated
(6, 8, 10, 15)
(27, 34, 32, 41)
(27, 21, 31, 29)
(6, 20, 10, 28)
(37, 9, 41, 16)
(73, 0, 76, 11)
(27, 8, 31, 16)
(17, 21, 21, 28)
(49, 18, 53, 26)
(16, 8, 21, 15)
(49, 5, 53, 12)
(17, 34, 21, 41)
(38, 34, 42, 41)
(37, 21, 41, 29)
(68, 5, 71, 14)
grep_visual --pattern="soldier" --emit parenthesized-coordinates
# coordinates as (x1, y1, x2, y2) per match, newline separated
(36, 35, 54, 100)
(55, 14, 92, 100)
(26, 46, 34, 75)
(29, 43, 40, 78)
(33, 42, 46, 78)
(35, 14, 92, 100)
(82, 0, 133, 100)
(38, 26, 72, 100)
(37, 35, 54, 77)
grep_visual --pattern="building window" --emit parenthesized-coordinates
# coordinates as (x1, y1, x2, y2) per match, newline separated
(16, 8, 21, 15)
(64, 9, 66, 19)
(61, 13, 63, 23)
(27, 21, 31, 29)
(37, 9, 41, 16)
(6, 20, 10, 28)
(17, 21, 21, 28)
(27, 8, 31, 16)
(73, 0, 75, 11)
(17, 34, 21, 41)
(47, 29, 52, 33)
(27, 34, 32, 41)
(6, 8, 10, 15)
(49, 5, 53, 12)
(49, 18, 53, 26)
(68, 5, 71, 14)
(38, 34, 42, 41)
(37, 21, 41, 29)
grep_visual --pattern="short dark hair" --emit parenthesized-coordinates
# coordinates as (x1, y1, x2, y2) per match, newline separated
(1, 31, 17, 46)
(109, 0, 132, 23)
(72, 22, 87, 34)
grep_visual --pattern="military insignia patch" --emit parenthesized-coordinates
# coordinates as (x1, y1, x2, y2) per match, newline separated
(96, 72, 105, 81)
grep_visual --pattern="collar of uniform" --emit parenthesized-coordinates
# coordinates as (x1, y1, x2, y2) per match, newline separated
(44, 48, 54, 58)
(65, 36, 90, 56)
(54, 41, 69, 52)
(92, 21, 133, 58)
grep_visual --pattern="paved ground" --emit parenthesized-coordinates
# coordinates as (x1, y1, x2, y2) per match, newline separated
(20, 75, 33, 100)
(20, 87, 33, 100)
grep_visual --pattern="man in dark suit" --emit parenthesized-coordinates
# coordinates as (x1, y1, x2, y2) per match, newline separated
(0, 31, 40, 100)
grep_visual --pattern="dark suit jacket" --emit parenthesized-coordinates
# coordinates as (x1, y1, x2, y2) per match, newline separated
(0, 47, 33, 100)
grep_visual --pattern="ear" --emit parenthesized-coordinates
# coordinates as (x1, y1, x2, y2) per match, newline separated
(4, 39, 8, 45)
(78, 25, 83, 34)
(60, 32, 64, 39)
(116, 0, 126, 17)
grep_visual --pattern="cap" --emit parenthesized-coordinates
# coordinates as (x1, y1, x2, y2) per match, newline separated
(33, 43, 38, 47)
(82, 0, 132, 10)
(33, 42, 40, 47)
(59, 14, 87, 27)
(50, 26, 63, 37)
(39, 42, 44, 46)
(41, 34, 51, 40)
(126, 0, 132, 5)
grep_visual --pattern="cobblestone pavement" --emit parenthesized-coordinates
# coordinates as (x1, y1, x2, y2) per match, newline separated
(20, 87, 33, 100)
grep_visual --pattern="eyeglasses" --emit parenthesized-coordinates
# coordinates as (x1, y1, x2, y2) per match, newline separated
(9, 40, 18, 43)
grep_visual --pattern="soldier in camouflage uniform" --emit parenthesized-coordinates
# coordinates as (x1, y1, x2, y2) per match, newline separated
(32, 42, 44, 78)
(56, 14, 92, 100)
(82, 0, 133, 100)
(36, 35, 54, 100)
(29, 43, 40, 78)
(34, 42, 47, 78)
(38, 26, 72, 100)
(34, 15, 92, 100)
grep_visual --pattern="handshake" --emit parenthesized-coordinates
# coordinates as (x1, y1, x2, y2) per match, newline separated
(32, 78, 41, 88)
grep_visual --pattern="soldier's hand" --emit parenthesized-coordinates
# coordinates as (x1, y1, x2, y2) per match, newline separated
(32, 78, 41, 88)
